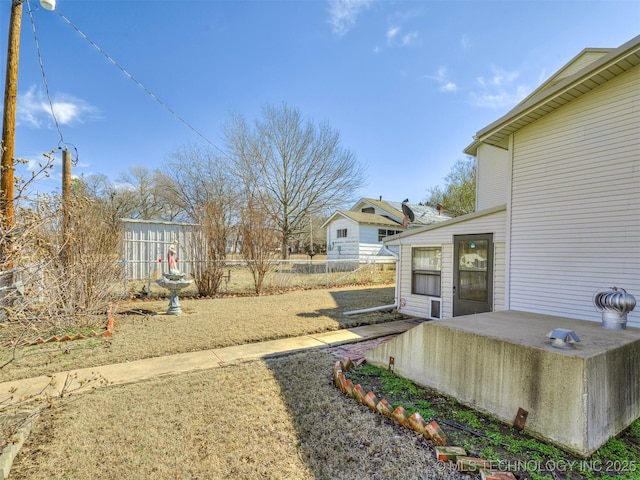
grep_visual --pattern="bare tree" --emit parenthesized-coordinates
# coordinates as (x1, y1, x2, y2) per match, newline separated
(224, 103, 366, 259)
(156, 145, 239, 296)
(76, 173, 137, 227)
(240, 201, 280, 294)
(117, 166, 173, 220)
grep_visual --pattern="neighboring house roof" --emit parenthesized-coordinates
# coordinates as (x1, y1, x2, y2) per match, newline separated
(321, 210, 401, 228)
(464, 34, 640, 154)
(383, 204, 507, 244)
(356, 197, 449, 225)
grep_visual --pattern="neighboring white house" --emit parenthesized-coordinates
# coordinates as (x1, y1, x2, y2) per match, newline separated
(322, 197, 450, 260)
(385, 35, 640, 327)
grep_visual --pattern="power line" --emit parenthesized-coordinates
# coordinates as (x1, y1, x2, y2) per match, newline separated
(27, 0, 65, 149)
(52, 7, 227, 157)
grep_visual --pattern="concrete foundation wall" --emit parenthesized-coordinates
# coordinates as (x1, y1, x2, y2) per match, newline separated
(365, 311, 640, 457)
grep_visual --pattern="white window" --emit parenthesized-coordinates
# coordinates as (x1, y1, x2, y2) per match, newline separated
(378, 229, 402, 242)
(412, 247, 441, 297)
(337, 228, 347, 238)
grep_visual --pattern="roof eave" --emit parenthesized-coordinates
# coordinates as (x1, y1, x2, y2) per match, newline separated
(383, 204, 507, 244)
(471, 35, 640, 149)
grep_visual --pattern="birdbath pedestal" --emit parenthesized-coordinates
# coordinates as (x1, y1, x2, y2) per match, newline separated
(156, 270, 192, 315)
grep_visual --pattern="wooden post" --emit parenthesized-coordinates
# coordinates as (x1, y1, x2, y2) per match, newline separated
(61, 149, 72, 266)
(1, 0, 23, 273)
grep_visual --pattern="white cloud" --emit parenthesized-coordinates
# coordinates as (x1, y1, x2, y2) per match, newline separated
(17, 85, 99, 128)
(328, 0, 373, 36)
(476, 66, 520, 88)
(470, 66, 532, 108)
(386, 26, 400, 42)
(428, 66, 458, 93)
(385, 25, 419, 47)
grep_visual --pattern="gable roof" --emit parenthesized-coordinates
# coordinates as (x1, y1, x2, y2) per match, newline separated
(356, 197, 449, 225)
(321, 210, 402, 229)
(464, 35, 640, 155)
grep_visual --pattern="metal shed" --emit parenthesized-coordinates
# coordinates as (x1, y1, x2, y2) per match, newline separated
(121, 218, 196, 281)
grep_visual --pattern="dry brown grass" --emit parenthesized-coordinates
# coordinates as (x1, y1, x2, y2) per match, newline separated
(2, 285, 464, 479)
(0, 285, 399, 383)
(10, 350, 456, 480)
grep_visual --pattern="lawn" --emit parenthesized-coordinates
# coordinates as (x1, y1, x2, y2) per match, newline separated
(9, 350, 454, 480)
(2, 285, 639, 479)
(0, 285, 399, 382)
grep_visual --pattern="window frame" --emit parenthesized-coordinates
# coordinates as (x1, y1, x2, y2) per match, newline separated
(378, 228, 403, 242)
(412, 247, 442, 297)
(336, 228, 347, 238)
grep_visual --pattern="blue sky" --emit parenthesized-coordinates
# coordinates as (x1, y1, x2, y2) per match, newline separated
(3, 0, 640, 205)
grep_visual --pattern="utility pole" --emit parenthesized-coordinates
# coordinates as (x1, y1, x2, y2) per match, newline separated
(1, 0, 24, 273)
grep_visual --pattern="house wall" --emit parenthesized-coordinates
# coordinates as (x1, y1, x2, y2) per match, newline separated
(394, 209, 507, 319)
(508, 65, 640, 327)
(359, 225, 388, 256)
(326, 217, 360, 259)
(476, 143, 510, 211)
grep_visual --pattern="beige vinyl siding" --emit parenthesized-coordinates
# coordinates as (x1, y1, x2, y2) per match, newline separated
(554, 51, 610, 82)
(509, 66, 640, 327)
(395, 209, 507, 319)
(476, 143, 510, 211)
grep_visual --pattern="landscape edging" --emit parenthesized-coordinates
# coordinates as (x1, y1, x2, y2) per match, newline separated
(333, 358, 517, 479)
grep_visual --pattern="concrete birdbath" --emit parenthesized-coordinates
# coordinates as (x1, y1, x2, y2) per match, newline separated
(156, 245, 192, 315)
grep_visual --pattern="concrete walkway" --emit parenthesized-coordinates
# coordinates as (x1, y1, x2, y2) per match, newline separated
(0, 319, 420, 405)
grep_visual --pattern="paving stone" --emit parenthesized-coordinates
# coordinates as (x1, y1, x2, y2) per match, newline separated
(480, 470, 517, 480)
(364, 391, 378, 411)
(392, 406, 410, 428)
(353, 384, 366, 404)
(424, 420, 447, 446)
(376, 398, 394, 419)
(407, 412, 427, 434)
(435, 446, 467, 462)
(456, 456, 491, 472)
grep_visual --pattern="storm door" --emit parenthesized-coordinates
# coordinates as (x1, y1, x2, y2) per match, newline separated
(453, 234, 493, 317)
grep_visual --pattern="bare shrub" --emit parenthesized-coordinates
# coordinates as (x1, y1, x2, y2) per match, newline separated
(187, 203, 230, 296)
(0, 154, 123, 358)
(157, 146, 239, 297)
(240, 202, 280, 294)
(32, 194, 123, 320)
